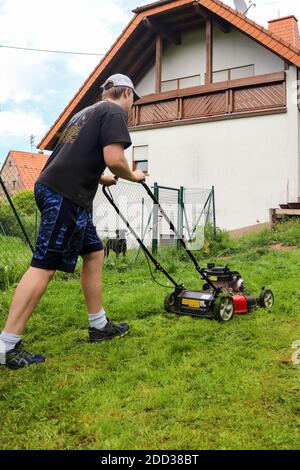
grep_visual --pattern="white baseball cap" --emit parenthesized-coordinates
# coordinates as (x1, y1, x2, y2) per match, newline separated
(101, 73, 141, 101)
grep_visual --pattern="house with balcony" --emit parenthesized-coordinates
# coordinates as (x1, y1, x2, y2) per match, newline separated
(38, 0, 300, 234)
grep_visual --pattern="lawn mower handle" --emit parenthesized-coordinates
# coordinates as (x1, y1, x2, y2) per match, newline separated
(140, 181, 217, 291)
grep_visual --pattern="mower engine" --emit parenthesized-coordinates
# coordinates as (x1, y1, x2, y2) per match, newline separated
(202, 263, 274, 315)
(203, 263, 245, 292)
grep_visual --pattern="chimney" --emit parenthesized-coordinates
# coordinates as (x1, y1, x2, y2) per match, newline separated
(268, 15, 300, 49)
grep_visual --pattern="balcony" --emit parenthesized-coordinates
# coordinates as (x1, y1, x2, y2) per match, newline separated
(128, 72, 286, 129)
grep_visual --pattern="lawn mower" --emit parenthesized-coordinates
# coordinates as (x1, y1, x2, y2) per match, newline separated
(103, 182, 274, 322)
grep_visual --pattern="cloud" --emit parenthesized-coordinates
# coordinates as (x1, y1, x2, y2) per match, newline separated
(226, 0, 300, 25)
(0, 0, 131, 52)
(0, 110, 47, 138)
(66, 55, 101, 77)
(0, 47, 52, 104)
(0, 0, 133, 107)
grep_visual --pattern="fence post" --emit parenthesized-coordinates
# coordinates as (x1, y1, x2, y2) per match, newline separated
(141, 197, 144, 240)
(177, 186, 184, 249)
(152, 182, 159, 254)
(212, 186, 216, 238)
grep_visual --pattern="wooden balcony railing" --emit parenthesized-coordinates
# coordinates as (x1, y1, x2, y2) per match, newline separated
(128, 72, 286, 129)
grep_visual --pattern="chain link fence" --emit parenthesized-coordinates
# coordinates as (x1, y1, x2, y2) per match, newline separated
(0, 162, 39, 290)
(93, 181, 215, 266)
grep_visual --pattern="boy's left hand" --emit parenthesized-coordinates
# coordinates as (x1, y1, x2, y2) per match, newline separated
(100, 175, 118, 186)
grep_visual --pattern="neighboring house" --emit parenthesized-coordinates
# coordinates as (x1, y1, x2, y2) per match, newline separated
(38, 0, 300, 233)
(0, 151, 48, 196)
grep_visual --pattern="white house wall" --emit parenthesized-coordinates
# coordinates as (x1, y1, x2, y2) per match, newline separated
(128, 67, 299, 232)
(162, 29, 206, 84)
(136, 64, 156, 96)
(135, 26, 285, 96)
(213, 28, 284, 75)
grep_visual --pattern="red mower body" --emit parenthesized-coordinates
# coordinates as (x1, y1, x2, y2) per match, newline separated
(232, 294, 249, 314)
(202, 264, 269, 315)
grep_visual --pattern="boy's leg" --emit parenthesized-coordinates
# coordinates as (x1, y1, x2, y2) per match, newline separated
(2, 267, 55, 335)
(80, 249, 130, 342)
(81, 250, 104, 314)
(0, 267, 55, 368)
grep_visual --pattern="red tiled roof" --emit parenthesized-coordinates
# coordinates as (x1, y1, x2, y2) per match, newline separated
(38, 0, 300, 151)
(2, 151, 48, 191)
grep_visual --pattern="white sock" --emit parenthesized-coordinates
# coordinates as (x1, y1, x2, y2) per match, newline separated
(0, 332, 22, 364)
(88, 309, 108, 330)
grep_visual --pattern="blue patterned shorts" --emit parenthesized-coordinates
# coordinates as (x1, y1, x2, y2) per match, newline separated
(31, 183, 103, 273)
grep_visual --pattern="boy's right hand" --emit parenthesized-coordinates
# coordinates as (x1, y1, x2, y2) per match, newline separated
(132, 170, 146, 183)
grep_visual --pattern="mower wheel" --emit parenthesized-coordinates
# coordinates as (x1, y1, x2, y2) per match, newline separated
(213, 294, 234, 322)
(258, 289, 274, 309)
(164, 292, 176, 313)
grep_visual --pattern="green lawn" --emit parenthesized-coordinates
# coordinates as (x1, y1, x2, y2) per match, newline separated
(1, 222, 300, 450)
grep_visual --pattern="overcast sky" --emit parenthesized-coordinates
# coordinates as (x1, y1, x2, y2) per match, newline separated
(0, 0, 299, 165)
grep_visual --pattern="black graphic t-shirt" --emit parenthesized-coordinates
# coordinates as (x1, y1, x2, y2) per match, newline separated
(38, 101, 132, 212)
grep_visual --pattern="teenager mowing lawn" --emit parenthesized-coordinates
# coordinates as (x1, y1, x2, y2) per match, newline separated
(0, 74, 145, 370)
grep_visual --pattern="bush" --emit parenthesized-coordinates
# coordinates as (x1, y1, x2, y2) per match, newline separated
(0, 202, 20, 237)
(0, 191, 39, 244)
(11, 190, 36, 217)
